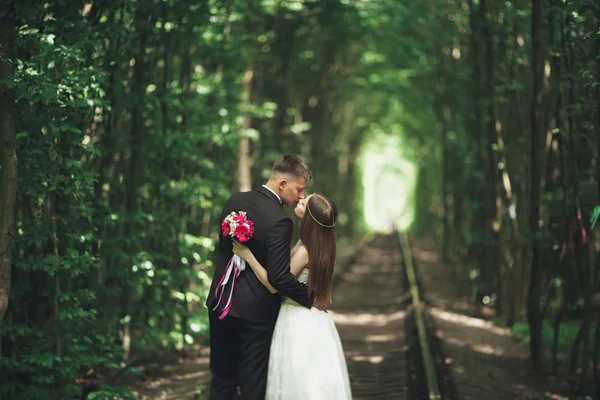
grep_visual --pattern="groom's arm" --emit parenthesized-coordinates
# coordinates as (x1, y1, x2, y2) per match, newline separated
(265, 218, 314, 309)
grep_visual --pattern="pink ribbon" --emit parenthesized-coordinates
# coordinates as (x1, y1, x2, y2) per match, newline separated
(211, 255, 246, 319)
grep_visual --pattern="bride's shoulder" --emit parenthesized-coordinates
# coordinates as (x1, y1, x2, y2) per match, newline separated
(296, 244, 308, 255)
(293, 244, 309, 263)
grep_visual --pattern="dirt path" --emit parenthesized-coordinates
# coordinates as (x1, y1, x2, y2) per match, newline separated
(413, 237, 567, 400)
(124, 348, 210, 399)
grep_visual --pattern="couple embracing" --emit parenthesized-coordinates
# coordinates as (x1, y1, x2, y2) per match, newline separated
(205, 155, 352, 400)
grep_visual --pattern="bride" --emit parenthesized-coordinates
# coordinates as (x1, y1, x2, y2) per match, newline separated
(232, 193, 352, 400)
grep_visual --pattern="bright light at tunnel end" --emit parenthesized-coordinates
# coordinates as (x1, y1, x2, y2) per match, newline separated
(360, 132, 417, 232)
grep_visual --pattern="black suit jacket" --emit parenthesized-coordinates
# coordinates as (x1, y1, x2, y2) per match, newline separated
(206, 186, 314, 322)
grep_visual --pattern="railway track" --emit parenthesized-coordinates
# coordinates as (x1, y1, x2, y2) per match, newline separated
(331, 233, 453, 400)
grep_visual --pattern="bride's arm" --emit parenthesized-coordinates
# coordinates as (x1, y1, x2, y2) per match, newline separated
(233, 241, 277, 293)
(232, 241, 309, 294)
(289, 245, 309, 277)
(290, 239, 302, 258)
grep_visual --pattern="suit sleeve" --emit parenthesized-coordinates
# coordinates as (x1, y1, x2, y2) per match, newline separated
(265, 218, 314, 308)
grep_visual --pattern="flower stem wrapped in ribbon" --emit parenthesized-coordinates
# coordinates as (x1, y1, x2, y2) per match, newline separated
(212, 211, 255, 319)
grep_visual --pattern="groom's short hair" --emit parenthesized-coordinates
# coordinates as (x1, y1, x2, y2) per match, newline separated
(272, 155, 312, 181)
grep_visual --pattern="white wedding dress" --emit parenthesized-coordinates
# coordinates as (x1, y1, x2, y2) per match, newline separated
(266, 268, 352, 400)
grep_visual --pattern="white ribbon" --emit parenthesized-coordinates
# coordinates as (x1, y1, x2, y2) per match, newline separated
(220, 255, 246, 310)
(211, 255, 247, 313)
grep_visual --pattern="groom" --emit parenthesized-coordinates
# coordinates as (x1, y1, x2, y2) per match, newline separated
(206, 155, 318, 400)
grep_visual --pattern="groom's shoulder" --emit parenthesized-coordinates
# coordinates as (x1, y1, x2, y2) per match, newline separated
(222, 190, 262, 213)
(225, 190, 255, 204)
(224, 189, 284, 216)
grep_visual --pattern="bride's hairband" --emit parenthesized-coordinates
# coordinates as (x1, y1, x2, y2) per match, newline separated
(306, 195, 336, 228)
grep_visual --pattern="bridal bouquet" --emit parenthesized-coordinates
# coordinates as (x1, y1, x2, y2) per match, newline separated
(212, 211, 255, 319)
(221, 211, 254, 243)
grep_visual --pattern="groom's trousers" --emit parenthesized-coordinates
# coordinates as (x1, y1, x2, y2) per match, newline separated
(209, 312, 276, 400)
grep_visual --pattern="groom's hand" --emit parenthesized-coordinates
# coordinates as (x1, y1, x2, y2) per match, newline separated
(314, 302, 328, 312)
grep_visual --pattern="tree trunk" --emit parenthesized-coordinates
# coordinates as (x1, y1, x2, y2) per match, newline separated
(481, 0, 504, 313)
(238, 65, 254, 192)
(0, 2, 17, 349)
(551, 283, 566, 373)
(597, 21, 600, 203)
(594, 311, 600, 400)
(467, 0, 487, 298)
(527, 0, 544, 372)
(441, 117, 451, 262)
(568, 319, 585, 374)
(121, 7, 151, 359)
(272, 18, 297, 137)
(595, 22, 600, 398)
(549, 6, 567, 373)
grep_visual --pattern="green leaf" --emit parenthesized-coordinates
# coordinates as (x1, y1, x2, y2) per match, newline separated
(590, 205, 600, 229)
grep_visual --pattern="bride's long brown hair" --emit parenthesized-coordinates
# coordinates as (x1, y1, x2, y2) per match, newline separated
(300, 193, 337, 305)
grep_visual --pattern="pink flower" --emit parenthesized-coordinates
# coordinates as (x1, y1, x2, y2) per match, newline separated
(222, 220, 231, 237)
(235, 221, 254, 242)
(232, 214, 247, 224)
(51, 216, 58, 222)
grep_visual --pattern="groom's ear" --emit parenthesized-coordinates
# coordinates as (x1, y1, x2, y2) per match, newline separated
(278, 177, 288, 191)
